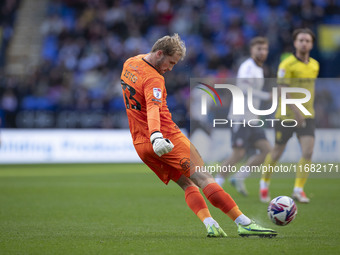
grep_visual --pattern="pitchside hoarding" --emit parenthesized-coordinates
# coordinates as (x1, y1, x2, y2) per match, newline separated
(0, 129, 141, 164)
(0, 129, 338, 164)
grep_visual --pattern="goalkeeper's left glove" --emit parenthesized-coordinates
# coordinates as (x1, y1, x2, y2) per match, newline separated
(150, 131, 174, 157)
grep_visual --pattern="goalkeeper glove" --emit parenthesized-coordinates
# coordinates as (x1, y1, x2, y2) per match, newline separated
(150, 132, 174, 157)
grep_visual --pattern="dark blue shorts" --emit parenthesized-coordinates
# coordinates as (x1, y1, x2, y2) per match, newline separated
(231, 125, 267, 149)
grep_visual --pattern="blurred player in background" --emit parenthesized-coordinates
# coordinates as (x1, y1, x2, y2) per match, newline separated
(260, 28, 319, 203)
(121, 34, 277, 237)
(215, 37, 272, 196)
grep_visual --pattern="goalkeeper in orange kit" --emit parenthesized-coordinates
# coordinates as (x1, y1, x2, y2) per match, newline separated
(120, 33, 277, 238)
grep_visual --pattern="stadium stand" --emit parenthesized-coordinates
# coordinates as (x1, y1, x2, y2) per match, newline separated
(1, 0, 340, 129)
(0, 0, 20, 68)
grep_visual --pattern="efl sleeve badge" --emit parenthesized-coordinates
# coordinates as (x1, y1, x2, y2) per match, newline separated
(153, 88, 162, 99)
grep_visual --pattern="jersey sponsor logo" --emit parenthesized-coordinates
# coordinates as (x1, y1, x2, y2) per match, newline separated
(278, 69, 285, 78)
(153, 88, 162, 99)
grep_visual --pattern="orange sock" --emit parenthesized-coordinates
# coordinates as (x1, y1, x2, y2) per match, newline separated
(185, 186, 211, 222)
(203, 183, 242, 220)
(227, 206, 243, 221)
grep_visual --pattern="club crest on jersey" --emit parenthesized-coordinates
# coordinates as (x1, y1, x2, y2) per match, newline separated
(278, 69, 285, 78)
(153, 88, 162, 99)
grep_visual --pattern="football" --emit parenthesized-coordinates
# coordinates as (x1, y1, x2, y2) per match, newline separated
(267, 196, 297, 226)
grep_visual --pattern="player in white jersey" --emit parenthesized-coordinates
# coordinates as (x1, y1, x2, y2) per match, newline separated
(215, 37, 272, 196)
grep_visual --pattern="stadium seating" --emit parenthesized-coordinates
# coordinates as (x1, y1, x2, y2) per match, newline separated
(1, 0, 340, 128)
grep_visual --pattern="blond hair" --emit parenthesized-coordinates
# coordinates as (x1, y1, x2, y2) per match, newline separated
(250, 36, 269, 48)
(151, 33, 186, 60)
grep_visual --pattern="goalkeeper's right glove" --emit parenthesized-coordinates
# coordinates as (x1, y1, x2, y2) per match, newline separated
(150, 132, 174, 157)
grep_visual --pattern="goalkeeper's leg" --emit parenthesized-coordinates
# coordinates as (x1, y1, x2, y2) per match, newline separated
(176, 175, 227, 237)
(189, 171, 277, 237)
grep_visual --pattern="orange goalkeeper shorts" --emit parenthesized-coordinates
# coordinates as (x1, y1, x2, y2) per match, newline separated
(134, 132, 204, 184)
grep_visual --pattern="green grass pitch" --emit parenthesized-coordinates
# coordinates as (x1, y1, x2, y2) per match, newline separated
(0, 163, 339, 255)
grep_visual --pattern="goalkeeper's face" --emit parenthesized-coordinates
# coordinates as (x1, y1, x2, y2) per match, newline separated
(251, 43, 269, 65)
(155, 51, 181, 75)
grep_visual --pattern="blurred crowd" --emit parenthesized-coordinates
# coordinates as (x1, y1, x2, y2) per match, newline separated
(1, 0, 340, 129)
(0, 0, 20, 67)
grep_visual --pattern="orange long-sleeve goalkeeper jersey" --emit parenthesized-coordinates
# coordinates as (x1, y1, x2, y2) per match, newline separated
(120, 54, 181, 145)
